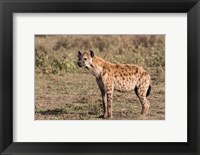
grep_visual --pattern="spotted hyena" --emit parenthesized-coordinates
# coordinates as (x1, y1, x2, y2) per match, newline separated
(77, 50, 151, 119)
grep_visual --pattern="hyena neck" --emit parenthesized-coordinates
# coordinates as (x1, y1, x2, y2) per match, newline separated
(87, 56, 112, 78)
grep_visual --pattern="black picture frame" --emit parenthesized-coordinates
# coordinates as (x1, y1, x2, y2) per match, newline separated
(0, 0, 200, 154)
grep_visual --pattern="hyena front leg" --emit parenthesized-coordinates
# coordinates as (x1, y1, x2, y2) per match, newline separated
(105, 81, 114, 119)
(137, 86, 150, 115)
(96, 78, 107, 118)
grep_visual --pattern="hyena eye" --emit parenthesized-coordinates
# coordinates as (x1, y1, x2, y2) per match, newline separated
(84, 58, 87, 60)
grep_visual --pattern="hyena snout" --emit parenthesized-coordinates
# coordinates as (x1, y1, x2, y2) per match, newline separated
(77, 61, 84, 67)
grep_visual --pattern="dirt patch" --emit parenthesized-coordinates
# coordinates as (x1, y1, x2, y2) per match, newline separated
(35, 72, 165, 120)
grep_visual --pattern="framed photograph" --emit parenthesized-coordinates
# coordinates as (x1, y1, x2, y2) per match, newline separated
(0, 0, 199, 154)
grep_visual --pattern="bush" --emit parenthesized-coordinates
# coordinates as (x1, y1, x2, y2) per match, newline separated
(35, 35, 165, 76)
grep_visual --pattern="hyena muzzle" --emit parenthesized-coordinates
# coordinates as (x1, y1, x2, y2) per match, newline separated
(77, 50, 151, 119)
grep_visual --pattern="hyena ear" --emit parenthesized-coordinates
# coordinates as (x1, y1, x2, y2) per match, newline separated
(90, 50, 94, 58)
(78, 51, 82, 58)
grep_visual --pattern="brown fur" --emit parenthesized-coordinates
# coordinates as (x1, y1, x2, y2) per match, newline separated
(77, 50, 151, 119)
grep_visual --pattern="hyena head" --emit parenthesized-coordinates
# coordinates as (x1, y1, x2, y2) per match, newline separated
(77, 50, 94, 68)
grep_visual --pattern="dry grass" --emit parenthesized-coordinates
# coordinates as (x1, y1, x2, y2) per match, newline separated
(35, 35, 165, 120)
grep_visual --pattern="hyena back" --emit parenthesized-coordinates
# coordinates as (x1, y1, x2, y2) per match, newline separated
(77, 50, 151, 119)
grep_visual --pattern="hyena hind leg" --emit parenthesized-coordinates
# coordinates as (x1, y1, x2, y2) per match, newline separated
(135, 86, 150, 115)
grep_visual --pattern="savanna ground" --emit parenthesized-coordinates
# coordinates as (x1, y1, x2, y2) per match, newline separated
(35, 35, 165, 120)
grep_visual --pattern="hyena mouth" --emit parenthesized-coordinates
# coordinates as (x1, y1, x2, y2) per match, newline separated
(77, 62, 83, 67)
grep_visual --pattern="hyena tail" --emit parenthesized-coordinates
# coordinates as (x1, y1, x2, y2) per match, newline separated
(146, 85, 151, 97)
(134, 85, 151, 97)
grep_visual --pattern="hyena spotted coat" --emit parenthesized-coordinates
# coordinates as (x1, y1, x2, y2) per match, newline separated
(77, 50, 151, 119)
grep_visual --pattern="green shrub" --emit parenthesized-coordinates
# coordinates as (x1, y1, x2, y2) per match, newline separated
(35, 35, 165, 76)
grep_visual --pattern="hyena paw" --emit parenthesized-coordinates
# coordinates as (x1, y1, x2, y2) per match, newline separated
(99, 113, 112, 119)
(107, 114, 113, 119)
(140, 110, 149, 116)
(99, 115, 105, 118)
(140, 110, 145, 115)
